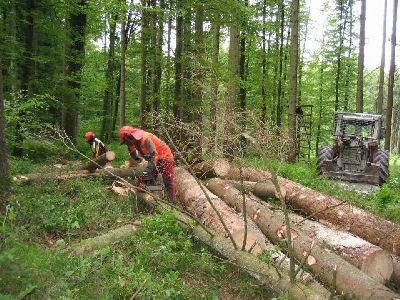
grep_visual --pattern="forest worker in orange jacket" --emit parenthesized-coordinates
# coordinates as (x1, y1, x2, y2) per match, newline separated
(118, 126, 176, 203)
(84, 131, 108, 159)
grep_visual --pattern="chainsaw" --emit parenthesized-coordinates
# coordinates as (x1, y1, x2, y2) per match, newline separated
(142, 174, 163, 192)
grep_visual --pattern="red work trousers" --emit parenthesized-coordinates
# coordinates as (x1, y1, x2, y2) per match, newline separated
(137, 159, 176, 203)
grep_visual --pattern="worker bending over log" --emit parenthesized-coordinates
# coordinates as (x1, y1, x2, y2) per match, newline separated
(118, 126, 176, 203)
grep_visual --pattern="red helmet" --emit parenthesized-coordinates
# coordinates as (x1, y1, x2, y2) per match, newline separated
(84, 131, 95, 141)
(119, 126, 145, 144)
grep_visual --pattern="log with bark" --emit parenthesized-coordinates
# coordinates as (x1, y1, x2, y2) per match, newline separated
(174, 167, 268, 255)
(205, 178, 399, 299)
(79, 151, 116, 172)
(193, 159, 400, 256)
(71, 223, 140, 255)
(175, 167, 327, 291)
(119, 187, 330, 299)
(12, 166, 147, 185)
(230, 179, 394, 283)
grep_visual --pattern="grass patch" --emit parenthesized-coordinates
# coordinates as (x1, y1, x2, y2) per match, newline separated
(1, 163, 276, 299)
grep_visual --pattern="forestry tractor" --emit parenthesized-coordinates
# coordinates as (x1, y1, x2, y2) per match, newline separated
(317, 112, 389, 185)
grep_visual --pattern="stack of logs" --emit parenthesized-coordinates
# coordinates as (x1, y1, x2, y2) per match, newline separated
(13, 156, 400, 299)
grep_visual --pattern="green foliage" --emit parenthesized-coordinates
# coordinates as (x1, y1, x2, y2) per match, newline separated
(0, 169, 276, 298)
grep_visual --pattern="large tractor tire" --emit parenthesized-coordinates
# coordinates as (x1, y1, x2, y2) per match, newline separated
(374, 149, 389, 185)
(317, 146, 334, 175)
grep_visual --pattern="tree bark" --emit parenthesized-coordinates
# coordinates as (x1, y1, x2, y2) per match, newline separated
(226, 179, 394, 283)
(101, 13, 118, 142)
(119, 0, 127, 127)
(78, 151, 116, 172)
(205, 178, 398, 299)
(210, 18, 220, 150)
(287, 0, 299, 162)
(356, 0, 366, 113)
(385, 0, 398, 151)
(377, 0, 388, 114)
(224, 22, 240, 158)
(140, 0, 149, 129)
(175, 167, 269, 255)
(193, 160, 400, 256)
(13, 166, 147, 185)
(192, 158, 231, 178)
(192, 3, 204, 162)
(62, 0, 87, 144)
(173, 2, 183, 120)
(334, 0, 344, 112)
(71, 223, 140, 255)
(276, 1, 285, 127)
(128, 189, 329, 299)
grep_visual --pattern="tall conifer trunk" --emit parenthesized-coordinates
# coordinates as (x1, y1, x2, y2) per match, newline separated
(287, 0, 299, 163)
(385, 0, 398, 151)
(377, 0, 388, 115)
(62, 0, 87, 144)
(356, 0, 366, 113)
(101, 14, 117, 142)
(119, 0, 127, 127)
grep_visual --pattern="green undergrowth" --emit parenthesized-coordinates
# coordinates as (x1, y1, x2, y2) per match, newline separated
(244, 156, 400, 223)
(1, 161, 277, 299)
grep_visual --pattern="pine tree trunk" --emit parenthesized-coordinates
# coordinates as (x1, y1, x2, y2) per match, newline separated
(152, 0, 163, 131)
(276, 1, 285, 127)
(101, 13, 118, 142)
(62, 0, 87, 144)
(224, 23, 240, 158)
(385, 0, 398, 151)
(287, 0, 299, 163)
(261, 0, 267, 124)
(356, 0, 366, 113)
(334, 0, 344, 112)
(210, 18, 220, 151)
(173, 2, 183, 120)
(192, 4, 204, 162)
(14, 0, 35, 156)
(377, 0, 388, 114)
(165, 6, 172, 117)
(119, 0, 127, 127)
(140, 0, 149, 129)
(315, 58, 324, 156)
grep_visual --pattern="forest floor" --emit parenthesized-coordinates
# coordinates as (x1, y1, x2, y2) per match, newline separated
(1, 147, 399, 299)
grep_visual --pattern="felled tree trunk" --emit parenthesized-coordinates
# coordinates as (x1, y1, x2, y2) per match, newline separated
(13, 166, 147, 185)
(175, 167, 328, 291)
(128, 189, 330, 299)
(230, 179, 394, 283)
(194, 160, 400, 256)
(79, 151, 116, 172)
(174, 167, 268, 255)
(192, 158, 231, 178)
(205, 178, 398, 299)
(71, 223, 140, 255)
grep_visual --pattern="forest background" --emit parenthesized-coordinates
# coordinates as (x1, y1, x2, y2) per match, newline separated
(1, 0, 400, 298)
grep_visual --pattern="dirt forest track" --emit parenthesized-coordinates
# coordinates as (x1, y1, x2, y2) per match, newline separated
(13, 158, 400, 299)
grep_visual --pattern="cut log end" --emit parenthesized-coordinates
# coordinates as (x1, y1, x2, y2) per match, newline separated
(105, 151, 116, 161)
(361, 249, 394, 284)
(213, 158, 231, 177)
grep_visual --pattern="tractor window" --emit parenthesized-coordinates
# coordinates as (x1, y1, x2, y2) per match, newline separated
(343, 123, 356, 136)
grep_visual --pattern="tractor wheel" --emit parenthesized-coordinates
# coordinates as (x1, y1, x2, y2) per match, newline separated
(374, 149, 389, 185)
(317, 146, 334, 175)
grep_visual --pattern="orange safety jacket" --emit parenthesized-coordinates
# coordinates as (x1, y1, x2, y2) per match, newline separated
(128, 132, 173, 173)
